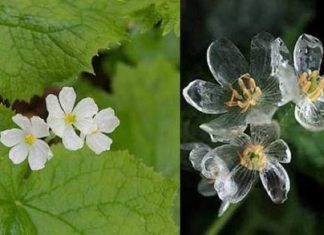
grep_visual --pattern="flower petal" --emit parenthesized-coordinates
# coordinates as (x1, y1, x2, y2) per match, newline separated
(74, 118, 96, 135)
(94, 108, 120, 133)
(0, 128, 24, 147)
(294, 98, 324, 131)
(215, 165, 257, 203)
(59, 87, 76, 113)
(218, 201, 230, 217)
(246, 103, 277, 124)
(47, 116, 65, 137)
(264, 139, 291, 163)
(230, 134, 251, 147)
(250, 121, 280, 147)
(12, 114, 31, 132)
(259, 75, 283, 106)
(35, 140, 53, 160)
(188, 143, 211, 171)
(293, 34, 323, 74)
(200, 110, 247, 142)
(73, 98, 98, 118)
(197, 178, 217, 197)
(182, 79, 228, 114)
(9, 143, 28, 164)
(62, 126, 83, 151)
(45, 94, 65, 117)
(28, 140, 51, 170)
(31, 116, 49, 138)
(260, 160, 290, 203)
(250, 32, 274, 81)
(207, 38, 249, 87)
(86, 132, 112, 154)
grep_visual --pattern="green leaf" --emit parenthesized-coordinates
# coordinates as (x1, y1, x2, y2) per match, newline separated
(0, 0, 178, 102)
(0, 145, 177, 234)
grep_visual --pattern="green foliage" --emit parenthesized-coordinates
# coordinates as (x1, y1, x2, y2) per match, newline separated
(0, 145, 178, 234)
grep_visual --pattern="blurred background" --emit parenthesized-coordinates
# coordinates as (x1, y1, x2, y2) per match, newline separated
(181, 0, 324, 234)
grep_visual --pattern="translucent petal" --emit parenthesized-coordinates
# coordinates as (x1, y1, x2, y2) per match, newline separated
(47, 116, 65, 137)
(182, 79, 227, 114)
(250, 32, 274, 81)
(73, 98, 98, 118)
(62, 126, 84, 151)
(12, 114, 31, 132)
(293, 34, 323, 74)
(94, 108, 120, 133)
(294, 98, 324, 131)
(250, 121, 280, 147)
(264, 139, 291, 163)
(187, 143, 211, 171)
(9, 143, 29, 164)
(45, 94, 65, 117)
(200, 109, 247, 142)
(86, 132, 112, 154)
(230, 133, 251, 147)
(197, 178, 217, 197)
(246, 103, 277, 125)
(260, 160, 290, 203)
(215, 165, 257, 203)
(31, 116, 49, 138)
(0, 128, 24, 147)
(218, 201, 230, 217)
(59, 87, 76, 113)
(259, 75, 283, 106)
(207, 38, 249, 87)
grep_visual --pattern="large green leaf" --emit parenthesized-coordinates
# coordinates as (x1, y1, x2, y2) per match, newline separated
(0, 0, 178, 102)
(0, 145, 177, 234)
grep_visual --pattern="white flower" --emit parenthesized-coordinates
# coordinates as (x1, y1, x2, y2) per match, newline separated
(83, 108, 120, 154)
(46, 87, 98, 151)
(0, 114, 52, 170)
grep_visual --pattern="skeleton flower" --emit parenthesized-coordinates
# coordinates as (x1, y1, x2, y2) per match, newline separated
(46, 87, 98, 150)
(183, 33, 286, 142)
(203, 122, 291, 204)
(82, 108, 120, 154)
(0, 114, 52, 170)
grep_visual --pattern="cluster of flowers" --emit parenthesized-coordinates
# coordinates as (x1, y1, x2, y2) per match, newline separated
(0, 87, 119, 171)
(183, 32, 324, 216)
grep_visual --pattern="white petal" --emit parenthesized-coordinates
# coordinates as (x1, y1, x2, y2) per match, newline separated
(59, 87, 76, 113)
(260, 160, 290, 203)
(47, 116, 65, 137)
(45, 94, 65, 117)
(264, 139, 291, 163)
(35, 140, 53, 160)
(31, 116, 49, 138)
(74, 118, 96, 135)
(86, 132, 112, 154)
(293, 34, 323, 74)
(182, 79, 228, 114)
(73, 98, 98, 118)
(94, 108, 120, 133)
(28, 140, 50, 170)
(197, 178, 217, 197)
(218, 201, 230, 217)
(9, 143, 28, 164)
(62, 126, 83, 151)
(250, 121, 280, 147)
(188, 143, 211, 171)
(0, 129, 24, 147)
(12, 114, 31, 132)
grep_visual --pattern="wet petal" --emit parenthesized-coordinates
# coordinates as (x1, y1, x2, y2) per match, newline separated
(47, 116, 65, 137)
(46, 94, 65, 117)
(230, 134, 251, 147)
(207, 38, 249, 87)
(28, 140, 51, 170)
(246, 103, 277, 124)
(264, 139, 291, 163)
(12, 114, 31, 132)
(218, 201, 230, 217)
(86, 132, 112, 154)
(260, 160, 290, 203)
(200, 110, 247, 142)
(215, 165, 257, 203)
(31, 116, 49, 138)
(0, 128, 24, 147)
(250, 32, 274, 81)
(250, 121, 280, 147)
(259, 75, 283, 106)
(9, 143, 29, 164)
(74, 118, 96, 135)
(94, 108, 120, 133)
(182, 79, 227, 114)
(59, 87, 76, 113)
(294, 98, 324, 131)
(62, 126, 83, 151)
(197, 178, 217, 197)
(293, 34, 323, 74)
(73, 98, 98, 118)
(187, 143, 211, 171)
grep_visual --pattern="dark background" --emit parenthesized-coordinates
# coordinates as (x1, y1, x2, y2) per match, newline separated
(181, 0, 324, 234)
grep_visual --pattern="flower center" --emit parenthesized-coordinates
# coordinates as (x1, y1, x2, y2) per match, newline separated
(298, 70, 324, 102)
(239, 144, 266, 171)
(24, 134, 36, 145)
(225, 73, 262, 113)
(64, 113, 76, 125)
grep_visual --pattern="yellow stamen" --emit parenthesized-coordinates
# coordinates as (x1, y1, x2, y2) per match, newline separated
(298, 70, 324, 102)
(239, 144, 266, 171)
(64, 113, 76, 125)
(24, 134, 36, 145)
(224, 73, 263, 113)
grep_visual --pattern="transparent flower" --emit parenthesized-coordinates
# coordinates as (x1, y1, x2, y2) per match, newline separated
(82, 108, 120, 154)
(0, 114, 52, 170)
(203, 122, 291, 204)
(183, 33, 286, 142)
(46, 87, 98, 150)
